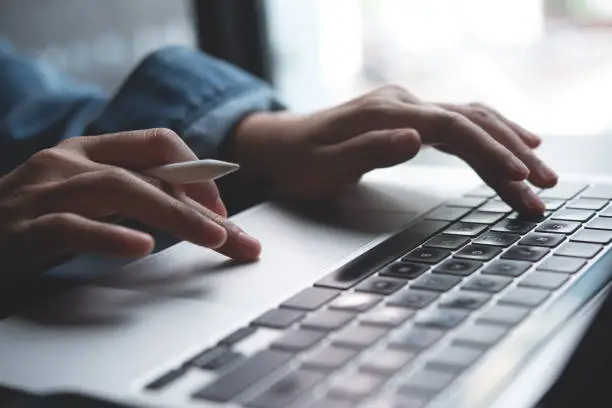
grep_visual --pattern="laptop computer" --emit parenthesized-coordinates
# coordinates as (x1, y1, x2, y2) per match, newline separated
(1, 163, 611, 408)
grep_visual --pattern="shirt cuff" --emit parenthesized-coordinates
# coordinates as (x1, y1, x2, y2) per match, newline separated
(183, 86, 284, 159)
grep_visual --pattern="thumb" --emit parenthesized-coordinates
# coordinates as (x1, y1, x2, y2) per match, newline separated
(324, 128, 421, 178)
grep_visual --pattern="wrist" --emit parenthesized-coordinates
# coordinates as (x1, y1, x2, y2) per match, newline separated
(226, 111, 303, 186)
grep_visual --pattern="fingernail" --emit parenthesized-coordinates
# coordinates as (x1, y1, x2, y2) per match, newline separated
(512, 160, 529, 179)
(537, 166, 558, 184)
(215, 197, 228, 217)
(237, 232, 262, 257)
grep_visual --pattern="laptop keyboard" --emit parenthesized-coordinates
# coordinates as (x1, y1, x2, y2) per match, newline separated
(145, 182, 612, 407)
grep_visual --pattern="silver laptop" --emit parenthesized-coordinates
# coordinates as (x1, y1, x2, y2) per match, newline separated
(1, 163, 612, 408)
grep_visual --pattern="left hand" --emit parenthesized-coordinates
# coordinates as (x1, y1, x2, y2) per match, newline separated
(228, 85, 557, 214)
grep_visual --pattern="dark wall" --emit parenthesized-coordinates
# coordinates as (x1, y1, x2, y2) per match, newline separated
(0, 0, 196, 91)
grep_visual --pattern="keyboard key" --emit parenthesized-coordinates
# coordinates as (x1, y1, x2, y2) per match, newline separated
(479, 200, 512, 213)
(477, 305, 530, 326)
(415, 308, 469, 329)
(218, 326, 256, 346)
(434, 259, 483, 276)
(193, 349, 294, 402)
(537, 220, 581, 234)
(330, 292, 382, 312)
(463, 275, 511, 293)
(302, 346, 358, 371)
(581, 184, 612, 200)
(439, 291, 491, 310)
(388, 289, 439, 309)
(381, 262, 429, 279)
(253, 308, 305, 329)
(189, 346, 242, 371)
(329, 372, 384, 401)
(538, 256, 586, 274)
(552, 209, 595, 222)
(425, 206, 471, 221)
(518, 233, 565, 248)
(491, 219, 537, 234)
(272, 329, 327, 352)
(508, 211, 551, 222)
(587, 217, 612, 231)
(246, 369, 326, 408)
(519, 272, 568, 290)
(567, 198, 608, 211)
(398, 368, 456, 397)
(453, 324, 508, 348)
(146, 366, 186, 391)
(502, 245, 549, 262)
(333, 325, 388, 349)
(472, 231, 520, 247)
(374, 396, 428, 408)
(499, 287, 550, 308)
(281, 287, 340, 311)
(423, 234, 470, 250)
(602, 205, 612, 217)
(356, 276, 407, 295)
(390, 326, 445, 350)
(538, 182, 586, 200)
(402, 247, 451, 264)
(483, 260, 531, 277)
(447, 196, 488, 208)
(301, 310, 356, 331)
(444, 222, 487, 236)
(427, 346, 483, 371)
(556, 242, 602, 259)
(360, 349, 416, 375)
(542, 199, 565, 211)
(360, 307, 414, 327)
(412, 273, 462, 292)
(466, 185, 496, 197)
(308, 400, 353, 408)
(571, 229, 612, 244)
(455, 244, 501, 261)
(462, 211, 505, 224)
(314, 219, 450, 290)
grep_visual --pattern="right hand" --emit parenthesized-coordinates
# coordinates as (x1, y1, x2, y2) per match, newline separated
(230, 85, 557, 214)
(0, 128, 261, 281)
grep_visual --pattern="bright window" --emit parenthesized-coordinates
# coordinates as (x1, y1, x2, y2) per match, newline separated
(266, 0, 612, 137)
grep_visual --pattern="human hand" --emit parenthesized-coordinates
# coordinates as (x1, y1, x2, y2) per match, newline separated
(229, 85, 556, 214)
(0, 128, 261, 280)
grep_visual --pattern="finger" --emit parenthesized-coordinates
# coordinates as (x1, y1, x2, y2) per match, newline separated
(436, 145, 544, 214)
(22, 213, 155, 258)
(440, 103, 557, 188)
(32, 169, 228, 249)
(367, 104, 529, 181)
(470, 103, 542, 148)
(183, 182, 227, 217)
(321, 128, 422, 179)
(60, 128, 227, 215)
(181, 195, 261, 261)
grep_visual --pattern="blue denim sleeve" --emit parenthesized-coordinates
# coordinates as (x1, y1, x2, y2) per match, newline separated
(0, 43, 284, 175)
(85, 46, 285, 159)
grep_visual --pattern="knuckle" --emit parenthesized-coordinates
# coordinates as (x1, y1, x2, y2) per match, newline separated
(379, 83, 407, 96)
(146, 128, 180, 150)
(42, 213, 79, 230)
(29, 148, 69, 168)
(470, 106, 494, 121)
(354, 96, 397, 120)
(436, 110, 467, 131)
(97, 168, 134, 190)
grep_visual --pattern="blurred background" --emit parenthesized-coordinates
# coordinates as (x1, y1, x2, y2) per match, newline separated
(1, 0, 612, 172)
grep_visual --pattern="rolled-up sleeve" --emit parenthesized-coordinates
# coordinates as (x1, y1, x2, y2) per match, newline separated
(0, 44, 284, 174)
(86, 46, 285, 159)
